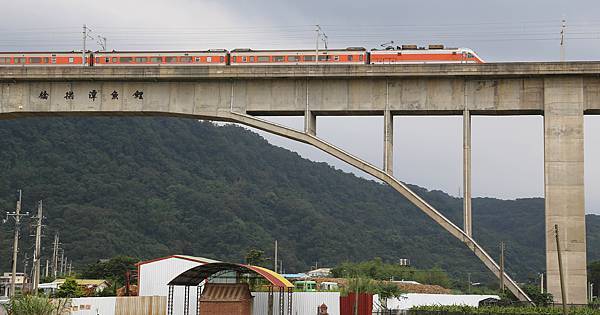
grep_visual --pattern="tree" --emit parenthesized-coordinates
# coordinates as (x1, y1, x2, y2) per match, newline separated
(80, 256, 138, 288)
(590, 261, 600, 298)
(521, 284, 553, 307)
(55, 278, 84, 298)
(245, 249, 266, 266)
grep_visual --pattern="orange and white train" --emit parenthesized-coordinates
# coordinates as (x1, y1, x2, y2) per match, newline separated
(0, 45, 484, 67)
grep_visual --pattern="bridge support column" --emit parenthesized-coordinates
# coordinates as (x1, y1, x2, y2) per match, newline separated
(463, 109, 472, 237)
(304, 110, 316, 136)
(544, 77, 587, 304)
(383, 109, 393, 175)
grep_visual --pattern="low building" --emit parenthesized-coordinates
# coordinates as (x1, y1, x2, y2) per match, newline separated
(38, 279, 110, 296)
(0, 273, 30, 297)
(137, 254, 219, 315)
(306, 268, 331, 278)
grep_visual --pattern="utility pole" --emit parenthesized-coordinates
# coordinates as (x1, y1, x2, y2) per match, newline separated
(274, 240, 278, 273)
(315, 25, 320, 64)
(467, 273, 471, 294)
(314, 25, 328, 64)
(45, 260, 49, 279)
(32, 200, 43, 293)
(52, 233, 60, 278)
(68, 262, 72, 276)
(540, 272, 544, 294)
(560, 18, 566, 62)
(82, 24, 88, 66)
(499, 241, 505, 293)
(60, 250, 65, 275)
(4, 190, 29, 297)
(23, 253, 29, 284)
(555, 224, 568, 314)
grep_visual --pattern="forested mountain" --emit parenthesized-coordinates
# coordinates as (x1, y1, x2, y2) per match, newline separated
(0, 117, 597, 285)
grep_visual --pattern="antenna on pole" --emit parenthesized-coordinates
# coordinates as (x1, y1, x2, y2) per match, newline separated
(560, 18, 566, 62)
(97, 36, 107, 51)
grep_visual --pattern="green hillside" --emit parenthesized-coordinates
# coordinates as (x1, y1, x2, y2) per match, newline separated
(0, 117, 597, 285)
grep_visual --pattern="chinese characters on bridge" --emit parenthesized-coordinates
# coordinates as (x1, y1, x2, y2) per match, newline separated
(37, 90, 143, 101)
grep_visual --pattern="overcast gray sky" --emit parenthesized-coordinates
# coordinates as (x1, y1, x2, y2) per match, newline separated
(1, 0, 599, 213)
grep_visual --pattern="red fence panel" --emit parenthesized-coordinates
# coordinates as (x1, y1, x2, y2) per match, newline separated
(339, 293, 373, 315)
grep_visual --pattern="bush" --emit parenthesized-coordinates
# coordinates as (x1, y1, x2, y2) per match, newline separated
(1, 295, 69, 315)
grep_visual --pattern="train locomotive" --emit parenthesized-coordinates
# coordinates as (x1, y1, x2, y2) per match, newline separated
(0, 45, 484, 67)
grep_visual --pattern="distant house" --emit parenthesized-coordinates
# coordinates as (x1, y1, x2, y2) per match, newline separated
(0, 273, 30, 297)
(306, 268, 332, 278)
(38, 279, 110, 296)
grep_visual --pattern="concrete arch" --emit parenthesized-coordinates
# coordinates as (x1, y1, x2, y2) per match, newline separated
(220, 111, 531, 302)
(0, 108, 531, 301)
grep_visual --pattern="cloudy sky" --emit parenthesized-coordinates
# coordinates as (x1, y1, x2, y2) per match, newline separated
(1, 0, 599, 213)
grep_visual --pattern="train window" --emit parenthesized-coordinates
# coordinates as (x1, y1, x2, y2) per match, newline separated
(348, 55, 353, 61)
(0, 57, 10, 64)
(241, 56, 247, 62)
(467, 53, 474, 58)
(96, 57, 101, 63)
(273, 56, 285, 62)
(112, 57, 118, 63)
(29, 57, 41, 63)
(135, 57, 148, 63)
(51, 57, 57, 64)
(15, 57, 26, 64)
(220, 56, 224, 62)
(195, 57, 201, 62)
(304, 55, 315, 61)
(318, 55, 330, 61)
(151, 57, 163, 63)
(68, 57, 74, 63)
(180, 57, 192, 63)
(250, 56, 255, 62)
(288, 56, 300, 62)
(43, 57, 49, 63)
(359, 55, 363, 61)
(120, 57, 132, 63)
(206, 57, 212, 63)
(334, 56, 340, 61)
(257, 56, 269, 62)
(166, 57, 178, 63)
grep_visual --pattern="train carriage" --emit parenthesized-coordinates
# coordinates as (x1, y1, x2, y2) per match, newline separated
(369, 45, 484, 64)
(0, 52, 84, 66)
(230, 48, 367, 66)
(92, 50, 228, 66)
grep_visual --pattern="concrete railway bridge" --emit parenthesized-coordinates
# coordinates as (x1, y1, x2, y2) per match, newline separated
(2, 62, 600, 303)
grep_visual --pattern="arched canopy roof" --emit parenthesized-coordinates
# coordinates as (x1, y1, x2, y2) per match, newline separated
(167, 262, 294, 288)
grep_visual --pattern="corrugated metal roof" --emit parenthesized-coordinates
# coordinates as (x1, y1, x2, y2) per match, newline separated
(168, 262, 294, 288)
(200, 283, 253, 302)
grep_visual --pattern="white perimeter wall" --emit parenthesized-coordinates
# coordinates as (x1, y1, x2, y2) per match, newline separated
(252, 292, 340, 315)
(374, 293, 500, 310)
(66, 297, 116, 315)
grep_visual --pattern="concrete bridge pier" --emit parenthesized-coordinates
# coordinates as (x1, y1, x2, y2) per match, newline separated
(463, 109, 472, 237)
(544, 77, 587, 304)
(383, 109, 393, 175)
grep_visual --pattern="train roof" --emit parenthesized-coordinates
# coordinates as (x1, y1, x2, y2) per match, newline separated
(93, 50, 228, 54)
(231, 47, 366, 53)
(0, 51, 83, 54)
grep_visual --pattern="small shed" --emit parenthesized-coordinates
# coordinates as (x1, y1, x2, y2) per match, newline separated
(199, 283, 253, 315)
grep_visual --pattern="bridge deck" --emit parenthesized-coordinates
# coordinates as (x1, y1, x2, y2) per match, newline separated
(1, 62, 600, 81)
